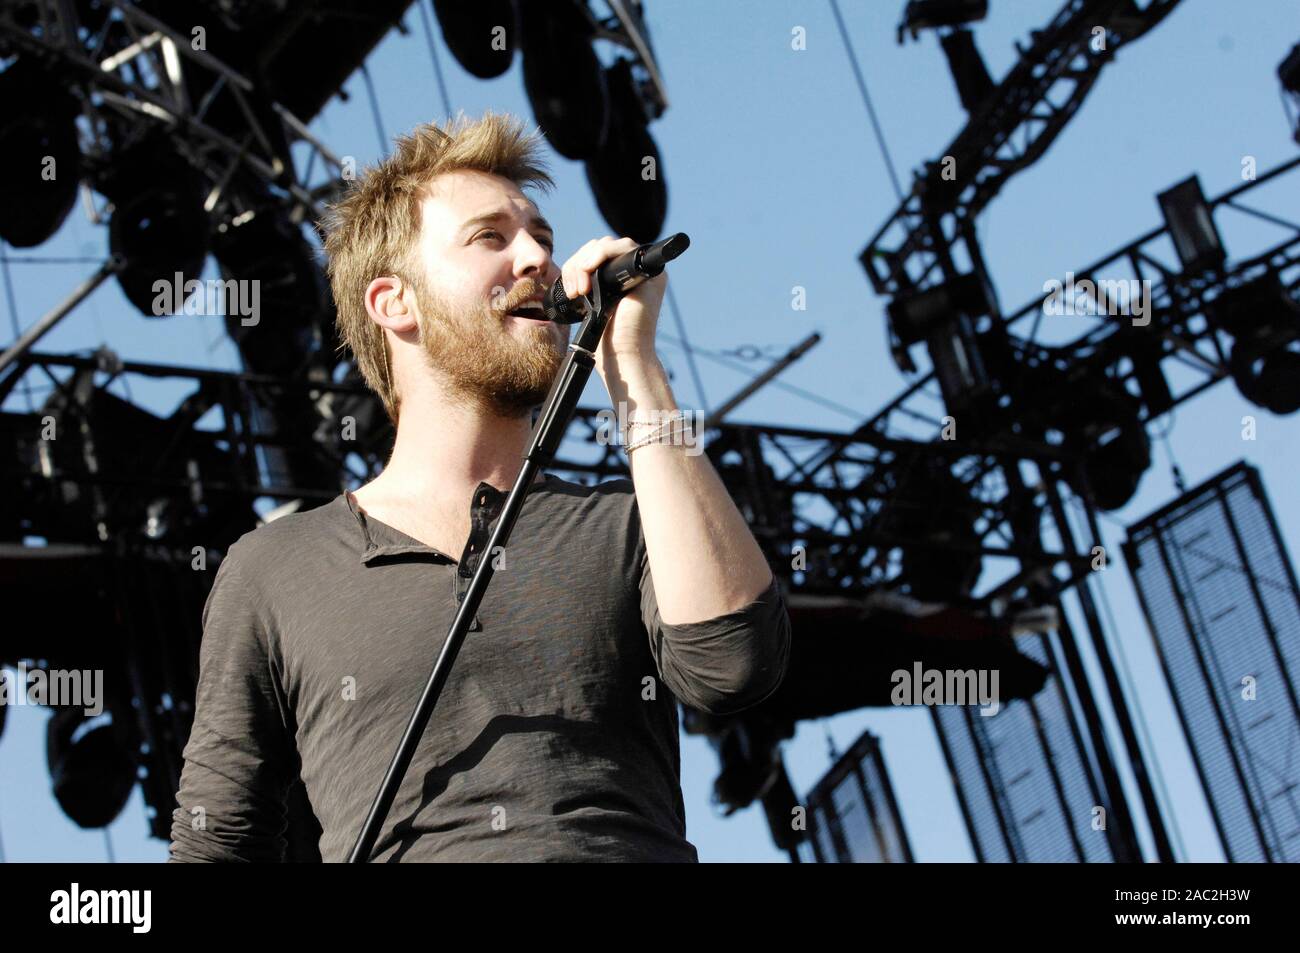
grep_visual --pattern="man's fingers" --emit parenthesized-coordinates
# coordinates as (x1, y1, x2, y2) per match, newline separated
(585, 237, 635, 268)
(563, 239, 601, 296)
(565, 236, 639, 297)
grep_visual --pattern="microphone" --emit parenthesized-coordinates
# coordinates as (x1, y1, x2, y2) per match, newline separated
(543, 232, 690, 324)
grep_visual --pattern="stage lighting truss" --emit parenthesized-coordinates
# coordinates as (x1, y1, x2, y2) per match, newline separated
(865, 151, 1300, 496)
(855, 0, 1299, 525)
(0, 0, 360, 489)
(1024, 160, 1300, 420)
(0, 349, 390, 537)
(0, 0, 353, 237)
(862, 0, 1182, 299)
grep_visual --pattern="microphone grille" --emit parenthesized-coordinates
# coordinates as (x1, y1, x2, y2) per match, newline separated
(543, 280, 580, 324)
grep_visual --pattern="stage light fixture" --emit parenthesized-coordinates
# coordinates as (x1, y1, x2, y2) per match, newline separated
(1252, 348, 1300, 414)
(887, 272, 990, 349)
(886, 272, 1001, 424)
(47, 705, 138, 829)
(1157, 175, 1226, 275)
(1209, 272, 1300, 415)
(1057, 379, 1151, 511)
(520, 0, 609, 160)
(432, 0, 518, 79)
(1082, 417, 1151, 512)
(1230, 339, 1300, 416)
(1280, 42, 1300, 143)
(880, 459, 983, 602)
(898, 0, 988, 44)
(212, 206, 327, 376)
(101, 138, 210, 318)
(0, 60, 82, 248)
(585, 59, 666, 242)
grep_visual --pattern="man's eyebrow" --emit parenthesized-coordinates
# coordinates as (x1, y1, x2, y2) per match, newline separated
(459, 209, 554, 237)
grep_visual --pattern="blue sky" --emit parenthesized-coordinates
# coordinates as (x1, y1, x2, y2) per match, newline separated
(2, 0, 1299, 862)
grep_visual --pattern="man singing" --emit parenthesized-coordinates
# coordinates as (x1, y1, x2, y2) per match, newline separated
(169, 111, 791, 862)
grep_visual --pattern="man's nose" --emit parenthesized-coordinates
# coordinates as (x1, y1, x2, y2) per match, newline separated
(514, 236, 554, 281)
(518, 261, 561, 297)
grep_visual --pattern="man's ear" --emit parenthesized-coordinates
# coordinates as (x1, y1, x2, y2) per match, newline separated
(364, 275, 418, 334)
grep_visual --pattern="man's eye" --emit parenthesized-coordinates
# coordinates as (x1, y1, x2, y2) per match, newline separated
(476, 229, 551, 251)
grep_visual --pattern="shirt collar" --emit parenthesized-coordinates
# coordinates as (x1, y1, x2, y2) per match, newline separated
(341, 472, 549, 565)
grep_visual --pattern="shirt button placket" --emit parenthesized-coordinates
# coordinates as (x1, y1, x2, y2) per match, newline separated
(454, 571, 483, 633)
(455, 483, 500, 632)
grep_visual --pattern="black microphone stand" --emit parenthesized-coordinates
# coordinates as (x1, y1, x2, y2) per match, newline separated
(346, 274, 617, 862)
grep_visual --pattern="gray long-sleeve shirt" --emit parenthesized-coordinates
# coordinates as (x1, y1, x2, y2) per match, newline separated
(168, 474, 791, 862)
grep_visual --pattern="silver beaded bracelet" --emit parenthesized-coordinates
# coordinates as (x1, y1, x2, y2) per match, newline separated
(620, 409, 689, 446)
(625, 416, 694, 454)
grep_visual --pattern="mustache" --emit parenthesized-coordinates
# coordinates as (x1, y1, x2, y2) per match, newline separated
(495, 278, 551, 315)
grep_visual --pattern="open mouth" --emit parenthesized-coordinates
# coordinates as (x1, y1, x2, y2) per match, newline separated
(505, 299, 548, 321)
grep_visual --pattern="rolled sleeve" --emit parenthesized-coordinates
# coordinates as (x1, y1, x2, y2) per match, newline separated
(639, 549, 792, 716)
(168, 553, 297, 862)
